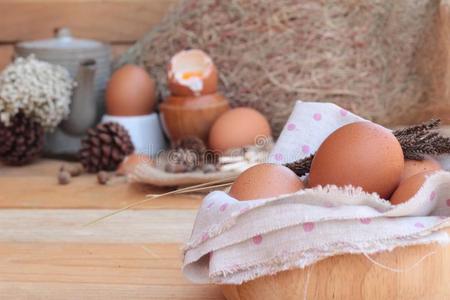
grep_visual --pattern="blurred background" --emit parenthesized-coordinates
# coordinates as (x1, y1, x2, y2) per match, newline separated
(0, 0, 176, 69)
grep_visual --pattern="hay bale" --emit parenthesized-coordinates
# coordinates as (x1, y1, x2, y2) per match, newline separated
(117, 0, 449, 136)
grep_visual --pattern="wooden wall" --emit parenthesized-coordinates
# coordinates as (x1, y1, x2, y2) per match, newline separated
(0, 0, 178, 70)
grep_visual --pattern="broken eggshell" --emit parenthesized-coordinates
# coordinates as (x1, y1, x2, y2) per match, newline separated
(167, 49, 218, 97)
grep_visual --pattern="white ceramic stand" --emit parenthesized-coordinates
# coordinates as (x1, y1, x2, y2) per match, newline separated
(102, 113, 167, 156)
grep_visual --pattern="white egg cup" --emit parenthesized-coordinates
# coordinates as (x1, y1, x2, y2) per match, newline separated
(101, 113, 167, 156)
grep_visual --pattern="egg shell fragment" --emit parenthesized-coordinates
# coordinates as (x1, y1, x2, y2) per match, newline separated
(168, 49, 218, 97)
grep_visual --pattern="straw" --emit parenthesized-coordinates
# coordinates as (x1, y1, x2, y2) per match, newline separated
(117, 0, 440, 136)
(84, 177, 235, 226)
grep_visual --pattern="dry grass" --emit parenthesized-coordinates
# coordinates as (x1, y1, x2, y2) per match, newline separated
(117, 0, 441, 136)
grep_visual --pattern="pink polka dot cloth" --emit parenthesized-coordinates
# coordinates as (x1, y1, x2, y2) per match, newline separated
(182, 101, 450, 285)
(269, 101, 365, 164)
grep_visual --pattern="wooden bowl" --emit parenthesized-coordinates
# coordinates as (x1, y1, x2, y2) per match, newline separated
(222, 232, 450, 300)
(160, 93, 229, 143)
(164, 93, 225, 107)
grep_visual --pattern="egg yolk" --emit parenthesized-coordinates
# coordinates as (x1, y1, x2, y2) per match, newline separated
(182, 71, 203, 80)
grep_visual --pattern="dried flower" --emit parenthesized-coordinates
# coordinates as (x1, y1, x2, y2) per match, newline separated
(0, 55, 74, 130)
(284, 154, 314, 177)
(393, 119, 450, 159)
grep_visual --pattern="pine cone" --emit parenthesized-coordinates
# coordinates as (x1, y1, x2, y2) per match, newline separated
(173, 136, 207, 154)
(165, 148, 199, 173)
(0, 112, 44, 165)
(79, 122, 134, 173)
(172, 136, 218, 165)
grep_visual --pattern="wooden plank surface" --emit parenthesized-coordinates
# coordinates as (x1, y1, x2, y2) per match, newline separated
(0, 282, 221, 300)
(0, 0, 178, 70)
(2, 158, 450, 299)
(0, 243, 187, 285)
(0, 1, 209, 298)
(0, 159, 222, 299)
(0, 0, 176, 43)
(0, 243, 222, 300)
(0, 209, 197, 243)
(0, 160, 202, 209)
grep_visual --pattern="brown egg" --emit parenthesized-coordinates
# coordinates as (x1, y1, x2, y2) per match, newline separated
(390, 171, 437, 205)
(229, 163, 304, 200)
(209, 107, 272, 152)
(308, 122, 404, 199)
(168, 49, 218, 97)
(117, 153, 153, 175)
(106, 65, 156, 116)
(400, 158, 441, 182)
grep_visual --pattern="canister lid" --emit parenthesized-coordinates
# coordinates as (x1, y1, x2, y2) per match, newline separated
(17, 28, 107, 51)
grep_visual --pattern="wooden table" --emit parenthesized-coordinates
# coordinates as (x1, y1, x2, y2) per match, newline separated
(0, 159, 223, 299)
